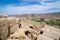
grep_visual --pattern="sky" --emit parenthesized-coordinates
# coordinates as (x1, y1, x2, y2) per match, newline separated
(0, 0, 60, 15)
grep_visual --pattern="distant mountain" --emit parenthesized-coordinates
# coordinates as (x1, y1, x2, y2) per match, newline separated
(9, 12, 60, 19)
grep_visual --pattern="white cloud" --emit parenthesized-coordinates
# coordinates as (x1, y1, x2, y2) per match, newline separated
(0, 0, 60, 15)
(0, 4, 59, 15)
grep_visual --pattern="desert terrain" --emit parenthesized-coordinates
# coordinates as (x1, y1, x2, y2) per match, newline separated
(0, 12, 60, 40)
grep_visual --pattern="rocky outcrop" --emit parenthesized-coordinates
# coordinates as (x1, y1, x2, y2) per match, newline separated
(0, 17, 20, 40)
(0, 16, 60, 40)
(7, 28, 38, 40)
(0, 18, 9, 40)
(6, 19, 43, 40)
(7, 19, 60, 40)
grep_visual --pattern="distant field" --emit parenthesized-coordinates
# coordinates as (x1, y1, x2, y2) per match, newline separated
(31, 18, 60, 26)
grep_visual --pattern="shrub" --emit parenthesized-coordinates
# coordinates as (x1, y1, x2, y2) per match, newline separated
(44, 19, 60, 26)
(31, 18, 44, 22)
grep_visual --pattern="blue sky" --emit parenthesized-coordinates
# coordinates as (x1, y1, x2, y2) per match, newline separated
(0, 0, 60, 15)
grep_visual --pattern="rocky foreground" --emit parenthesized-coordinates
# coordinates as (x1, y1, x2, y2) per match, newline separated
(0, 15, 60, 40)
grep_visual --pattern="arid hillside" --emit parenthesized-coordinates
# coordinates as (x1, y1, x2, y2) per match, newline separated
(0, 14, 60, 40)
(9, 12, 60, 19)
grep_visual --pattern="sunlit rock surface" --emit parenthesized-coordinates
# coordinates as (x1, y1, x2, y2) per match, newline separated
(0, 15, 60, 40)
(0, 16, 20, 40)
